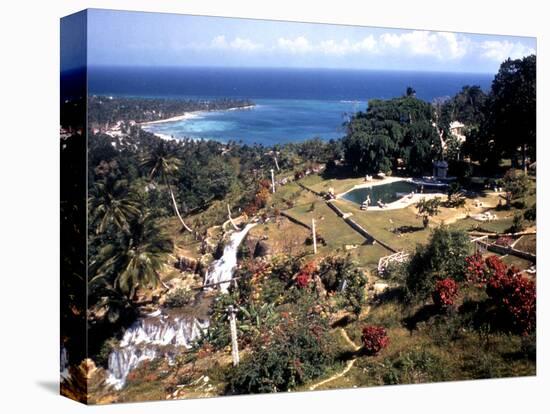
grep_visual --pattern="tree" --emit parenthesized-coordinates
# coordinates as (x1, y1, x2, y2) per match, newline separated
(89, 213, 173, 298)
(437, 85, 487, 130)
(89, 177, 140, 234)
(342, 95, 441, 175)
(466, 56, 536, 171)
(140, 141, 193, 232)
(500, 169, 530, 207)
(405, 86, 416, 97)
(415, 197, 442, 228)
(318, 255, 367, 315)
(406, 227, 471, 300)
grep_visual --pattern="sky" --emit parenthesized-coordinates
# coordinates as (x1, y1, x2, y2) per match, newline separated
(62, 9, 536, 73)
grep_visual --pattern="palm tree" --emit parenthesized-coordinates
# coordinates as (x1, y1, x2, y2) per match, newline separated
(89, 178, 140, 234)
(140, 142, 193, 232)
(89, 213, 173, 298)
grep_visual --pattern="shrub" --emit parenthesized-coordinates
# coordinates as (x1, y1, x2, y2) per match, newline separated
(319, 255, 367, 315)
(465, 254, 536, 336)
(431, 278, 459, 308)
(164, 288, 194, 308)
(361, 325, 389, 356)
(500, 169, 529, 206)
(486, 269, 536, 335)
(509, 212, 525, 233)
(524, 203, 536, 221)
(406, 227, 471, 300)
(294, 261, 316, 288)
(375, 349, 449, 385)
(226, 306, 334, 394)
(465, 254, 488, 285)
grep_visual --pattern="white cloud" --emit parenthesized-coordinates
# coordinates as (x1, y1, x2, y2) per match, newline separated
(480, 40, 535, 62)
(277, 36, 377, 55)
(190, 32, 534, 66)
(277, 36, 313, 54)
(210, 35, 263, 51)
(380, 31, 469, 59)
(319, 36, 377, 55)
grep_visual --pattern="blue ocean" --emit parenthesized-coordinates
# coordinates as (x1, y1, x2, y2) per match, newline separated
(88, 66, 493, 145)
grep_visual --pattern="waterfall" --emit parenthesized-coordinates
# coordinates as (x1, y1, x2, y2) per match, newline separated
(203, 223, 257, 292)
(104, 223, 255, 390)
(106, 312, 209, 390)
(60, 345, 69, 380)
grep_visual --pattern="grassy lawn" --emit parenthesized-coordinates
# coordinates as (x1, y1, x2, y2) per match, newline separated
(307, 176, 366, 195)
(248, 217, 311, 256)
(284, 200, 392, 269)
(500, 254, 535, 272)
(307, 292, 535, 391)
(285, 201, 366, 247)
(332, 200, 432, 252)
(271, 180, 320, 211)
(449, 216, 514, 234)
(514, 234, 536, 255)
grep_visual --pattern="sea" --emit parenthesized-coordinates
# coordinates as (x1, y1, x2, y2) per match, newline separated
(87, 66, 493, 146)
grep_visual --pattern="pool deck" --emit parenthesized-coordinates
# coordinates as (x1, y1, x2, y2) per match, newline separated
(336, 176, 447, 211)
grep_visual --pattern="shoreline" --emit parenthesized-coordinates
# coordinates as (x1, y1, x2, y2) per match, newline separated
(139, 104, 256, 127)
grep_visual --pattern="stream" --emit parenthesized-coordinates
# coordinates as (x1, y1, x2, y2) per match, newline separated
(104, 223, 256, 390)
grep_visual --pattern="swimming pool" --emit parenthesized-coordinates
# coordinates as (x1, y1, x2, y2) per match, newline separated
(341, 180, 444, 205)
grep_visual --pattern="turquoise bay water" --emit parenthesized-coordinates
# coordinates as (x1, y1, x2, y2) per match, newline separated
(88, 67, 493, 145)
(142, 98, 364, 145)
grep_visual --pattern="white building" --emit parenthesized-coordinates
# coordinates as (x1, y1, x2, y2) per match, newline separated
(449, 121, 466, 142)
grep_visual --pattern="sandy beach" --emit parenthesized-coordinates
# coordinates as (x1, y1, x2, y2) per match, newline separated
(139, 112, 201, 126)
(139, 104, 256, 127)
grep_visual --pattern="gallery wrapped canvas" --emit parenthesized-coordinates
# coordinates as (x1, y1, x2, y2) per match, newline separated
(60, 9, 536, 405)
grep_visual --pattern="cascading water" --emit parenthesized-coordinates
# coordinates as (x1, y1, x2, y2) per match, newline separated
(60, 345, 69, 380)
(105, 223, 255, 390)
(106, 313, 209, 390)
(204, 223, 257, 292)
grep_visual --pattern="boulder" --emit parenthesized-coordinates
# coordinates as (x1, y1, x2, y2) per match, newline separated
(253, 240, 272, 257)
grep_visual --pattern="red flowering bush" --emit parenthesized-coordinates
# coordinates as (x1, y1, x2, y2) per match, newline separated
(465, 254, 487, 285)
(486, 269, 536, 335)
(295, 261, 317, 288)
(432, 278, 459, 308)
(484, 255, 508, 277)
(295, 273, 311, 288)
(361, 326, 389, 356)
(465, 254, 536, 335)
(465, 254, 510, 286)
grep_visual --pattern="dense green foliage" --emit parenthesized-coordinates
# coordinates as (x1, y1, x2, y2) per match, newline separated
(436, 85, 487, 132)
(342, 93, 442, 175)
(406, 227, 471, 300)
(226, 295, 334, 394)
(464, 55, 536, 170)
(318, 255, 367, 315)
(88, 96, 253, 127)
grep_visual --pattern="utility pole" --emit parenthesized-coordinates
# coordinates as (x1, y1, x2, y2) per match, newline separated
(311, 218, 317, 254)
(270, 169, 276, 193)
(227, 305, 239, 367)
(273, 156, 280, 171)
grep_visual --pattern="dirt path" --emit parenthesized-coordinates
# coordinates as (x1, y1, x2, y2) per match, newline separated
(309, 328, 361, 391)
